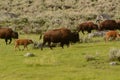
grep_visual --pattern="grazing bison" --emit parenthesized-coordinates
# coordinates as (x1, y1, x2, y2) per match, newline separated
(41, 28, 79, 50)
(98, 20, 118, 31)
(104, 30, 120, 42)
(0, 28, 18, 44)
(15, 39, 33, 50)
(77, 21, 98, 34)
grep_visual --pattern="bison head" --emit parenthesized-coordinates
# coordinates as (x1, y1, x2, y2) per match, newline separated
(70, 32, 80, 43)
(12, 31, 19, 39)
(93, 24, 99, 30)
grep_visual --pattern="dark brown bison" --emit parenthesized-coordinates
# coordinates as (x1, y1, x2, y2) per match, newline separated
(12, 31, 19, 39)
(41, 28, 79, 50)
(104, 30, 120, 42)
(70, 31, 80, 43)
(77, 21, 98, 34)
(15, 39, 33, 50)
(98, 20, 118, 31)
(116, 20, 120, 29)
(0, 28, 19, 44)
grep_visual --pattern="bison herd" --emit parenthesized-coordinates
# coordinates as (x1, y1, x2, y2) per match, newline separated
(77, 20, 120, 34)
(1, 19, 120, 50)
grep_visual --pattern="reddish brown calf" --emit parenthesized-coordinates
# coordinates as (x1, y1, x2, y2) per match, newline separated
(104, 30, 120, 42)
(15, 39, 33, 50)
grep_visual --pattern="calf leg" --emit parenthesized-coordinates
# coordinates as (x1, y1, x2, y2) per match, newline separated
(15, 45, 21, 51)
(116, 34, 120, 40)
(18, 46, 21, 51)
(5, 38, 8, 45)
(24, 45, 28, 51)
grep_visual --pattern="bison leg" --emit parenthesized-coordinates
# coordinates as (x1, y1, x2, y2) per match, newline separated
(9, 38, 12, 44)
(82, 30, 85, 34)
(5, 38, 8, 45)
(66, 42, 70, 48)
(60, 43, 64, 48)
(113, 37, 116, 41)
(88, 30, 91, 33)
(48, 42, 52, 50)
(105, 36, 109, 42)
(5, 38, 12, 44)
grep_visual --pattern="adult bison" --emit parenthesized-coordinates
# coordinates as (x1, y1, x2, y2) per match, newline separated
(77, 21, 98, 34)
(97, 20, 118, 31)
(41, 28, 79, 50)
(116, 20, 120, 29)
(0, 28, 18, 44)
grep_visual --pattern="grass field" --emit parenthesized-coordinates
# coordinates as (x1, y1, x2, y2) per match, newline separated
(0, 34, 120, 80)
(0, 0, 120, 79)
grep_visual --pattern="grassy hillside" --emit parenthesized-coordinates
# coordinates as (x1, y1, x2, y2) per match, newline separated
(0, 0, 120, 31)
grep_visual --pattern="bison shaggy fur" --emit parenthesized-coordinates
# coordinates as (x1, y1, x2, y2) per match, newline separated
(98, 20, 118, 31)
(41, 28, 79, 50)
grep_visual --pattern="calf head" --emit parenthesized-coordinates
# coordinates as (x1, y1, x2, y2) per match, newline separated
(28, 39, 33, 44)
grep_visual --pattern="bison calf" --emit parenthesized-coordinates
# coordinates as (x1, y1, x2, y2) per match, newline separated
(104, 30, 120, 42)
(15, 39, 33, 50)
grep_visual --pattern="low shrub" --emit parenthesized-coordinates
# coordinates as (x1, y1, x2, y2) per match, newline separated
(109, 48, 120, 61)
(85, 54, 96, 61)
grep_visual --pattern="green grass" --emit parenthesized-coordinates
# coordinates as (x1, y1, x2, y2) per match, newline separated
(0, 34, 120, 80)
